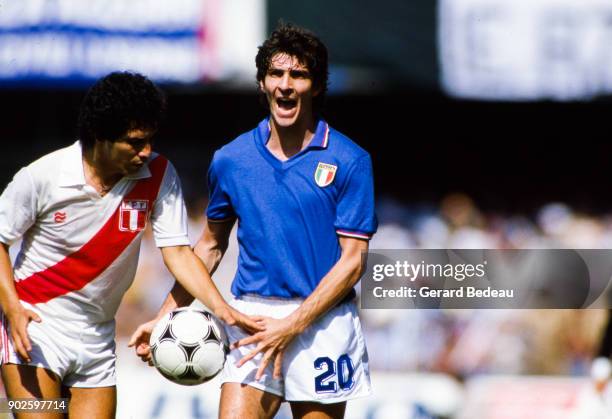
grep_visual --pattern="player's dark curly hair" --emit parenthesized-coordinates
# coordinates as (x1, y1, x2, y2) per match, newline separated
(78, 72, 166, 150)
(255, 23, 328, 115)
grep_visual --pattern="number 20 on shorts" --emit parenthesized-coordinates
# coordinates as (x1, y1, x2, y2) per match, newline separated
(314, 354, 355, 393)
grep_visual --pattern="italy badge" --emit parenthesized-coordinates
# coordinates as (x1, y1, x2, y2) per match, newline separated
(314, 162, 337, 187)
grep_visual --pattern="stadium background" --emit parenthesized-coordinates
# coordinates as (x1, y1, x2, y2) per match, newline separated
(1, 0, 612, 418)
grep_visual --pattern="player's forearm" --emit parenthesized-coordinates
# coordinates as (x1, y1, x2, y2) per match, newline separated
(152, 282, 194, 320)
(288, 252, 364, 333)
(154, 231, 229, 319)
(0, 243, 23, 314)
(154, 246, 224, 318)
(161, 245, 229, 316)
(193, 236, 226, 276)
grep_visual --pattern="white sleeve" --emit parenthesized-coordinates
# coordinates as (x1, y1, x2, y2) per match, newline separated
(0, 167, 38, 246)
(150, 162, 191, 248)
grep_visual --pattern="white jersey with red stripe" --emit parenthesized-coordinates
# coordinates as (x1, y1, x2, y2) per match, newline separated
(0, 141, 190, 327)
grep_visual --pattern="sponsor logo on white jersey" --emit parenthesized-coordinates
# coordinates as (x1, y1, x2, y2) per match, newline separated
(54, 211, 67, 223)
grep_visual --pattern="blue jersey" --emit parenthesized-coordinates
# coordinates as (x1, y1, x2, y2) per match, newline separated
(206, 118, 377, 298)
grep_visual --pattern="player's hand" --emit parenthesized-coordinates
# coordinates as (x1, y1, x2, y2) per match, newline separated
(5, 304, 41, 363)
(128, 319, 157, 366)
(233, 316, 299, 380)
(215, 305, 264, 335)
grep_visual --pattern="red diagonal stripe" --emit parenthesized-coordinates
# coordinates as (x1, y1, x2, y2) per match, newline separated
(16, 157, 168, 304)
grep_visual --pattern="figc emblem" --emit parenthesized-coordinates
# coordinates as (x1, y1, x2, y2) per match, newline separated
(314, 163, 337, 187)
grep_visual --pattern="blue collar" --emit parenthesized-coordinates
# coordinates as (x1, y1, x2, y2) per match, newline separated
(256, 118, 330, 150)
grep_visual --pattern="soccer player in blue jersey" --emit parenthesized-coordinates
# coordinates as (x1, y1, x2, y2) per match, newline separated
(130, 23, 377, 418)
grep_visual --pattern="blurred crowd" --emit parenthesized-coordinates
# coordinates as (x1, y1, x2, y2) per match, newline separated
(116, 193, 612, 380)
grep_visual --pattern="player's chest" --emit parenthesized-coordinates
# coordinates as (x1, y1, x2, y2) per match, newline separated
(37, 182, 150, 236)
(228, 158, 342, 212)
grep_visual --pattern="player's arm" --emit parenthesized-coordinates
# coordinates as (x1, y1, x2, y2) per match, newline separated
(159, 218, 236, 312)
(0, 243, 41, 363)
(159, 243, 253, 326)
(0, 168, 41, 363)
(148, 155, 237, 317)
(128, 219, 253, 360)
(286, 236, 367, 332)
(235, 236, 367, 379)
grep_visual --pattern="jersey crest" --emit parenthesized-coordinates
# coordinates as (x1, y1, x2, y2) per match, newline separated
(119, 200, 148, 232)
(314, 163, 337, 187)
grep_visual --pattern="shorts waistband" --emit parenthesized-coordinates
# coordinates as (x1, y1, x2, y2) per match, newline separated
(235, 289, 356, 307)
(236, 294, 304, 305)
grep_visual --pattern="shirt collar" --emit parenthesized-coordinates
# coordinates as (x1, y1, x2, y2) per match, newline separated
(257, 118, 330, 150)
(57, 141, 152, 187)
(309, 118, 330, 149)
(58, 141, 86, 187)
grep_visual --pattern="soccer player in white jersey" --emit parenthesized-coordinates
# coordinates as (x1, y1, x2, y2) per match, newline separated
(0, 72, 260, 418)
(130, 24, 377, 418)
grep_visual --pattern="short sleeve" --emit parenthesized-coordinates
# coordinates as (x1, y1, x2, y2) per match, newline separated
(0, 167, 38, 246)
(334, 155, 378, 240)
(150, 162, 191, 248)
(205, 153, 236, 222)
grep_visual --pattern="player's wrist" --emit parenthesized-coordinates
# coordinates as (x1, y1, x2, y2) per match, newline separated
(286, 312, 309, 335)
(210, 302, 232, 324)
(155, 302, 179, 321)
(3, 300, 26, 318)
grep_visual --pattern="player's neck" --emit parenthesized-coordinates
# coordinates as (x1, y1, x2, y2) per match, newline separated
(82, 149, 122, 195)
(267, 116, 316, 161)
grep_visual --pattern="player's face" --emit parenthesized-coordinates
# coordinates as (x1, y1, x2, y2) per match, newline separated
(102, 128, 154, 175)
(260, 53, 319, 128)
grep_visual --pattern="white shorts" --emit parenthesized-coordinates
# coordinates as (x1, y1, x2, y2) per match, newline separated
(0, 311, 116, 388)
(221, 295, 371, 404)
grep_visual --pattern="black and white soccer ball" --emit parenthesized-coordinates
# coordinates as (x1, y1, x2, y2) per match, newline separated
(149, 307, 229, 386)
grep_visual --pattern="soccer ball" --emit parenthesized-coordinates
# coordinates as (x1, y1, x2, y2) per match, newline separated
(149, 307, 228, 386)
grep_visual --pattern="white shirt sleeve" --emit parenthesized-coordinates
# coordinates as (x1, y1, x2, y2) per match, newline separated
(0, 167, 38, 246)
(150, 161, 191, 248)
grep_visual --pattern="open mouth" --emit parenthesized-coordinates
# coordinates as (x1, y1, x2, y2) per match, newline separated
(276, 97, 297, 111)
